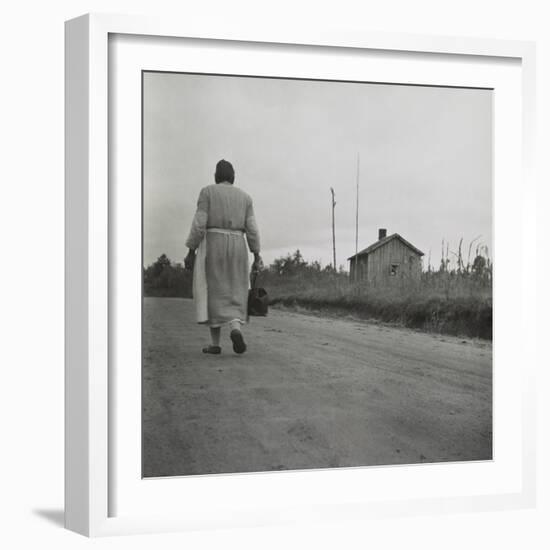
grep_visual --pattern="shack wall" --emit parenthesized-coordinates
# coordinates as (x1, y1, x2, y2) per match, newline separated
(367, 238, 422, 282)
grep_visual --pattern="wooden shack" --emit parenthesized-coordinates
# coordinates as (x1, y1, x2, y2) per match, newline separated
(348, 229, 424, 283)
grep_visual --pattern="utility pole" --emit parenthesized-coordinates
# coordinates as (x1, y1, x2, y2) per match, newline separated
(355, 153, 360, 280)
(330, 187, 336, 271)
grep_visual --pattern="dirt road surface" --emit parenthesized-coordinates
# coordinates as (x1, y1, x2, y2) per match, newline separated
(142, 297, 492, 477)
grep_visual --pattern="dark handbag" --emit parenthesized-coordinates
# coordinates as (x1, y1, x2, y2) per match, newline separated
(247, 270, 268, 317)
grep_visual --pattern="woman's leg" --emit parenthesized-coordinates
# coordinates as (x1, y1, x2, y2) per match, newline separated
(228, 319, 246, 354)
(228, 319, 242, 333)
(210, 327, 221, 347)
(203, 326, 221, 354)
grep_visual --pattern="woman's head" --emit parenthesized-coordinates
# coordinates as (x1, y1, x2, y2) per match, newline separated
(215, 159, 235, 184)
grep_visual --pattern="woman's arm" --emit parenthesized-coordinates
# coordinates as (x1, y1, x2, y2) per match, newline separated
(245, 197, 263, 270)
(185, 187, 209, 252)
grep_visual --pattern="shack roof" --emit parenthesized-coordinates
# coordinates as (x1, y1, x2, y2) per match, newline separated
(347, 233, 424, 260)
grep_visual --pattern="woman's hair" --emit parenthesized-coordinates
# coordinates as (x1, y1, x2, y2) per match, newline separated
(215, 159, 235, 184)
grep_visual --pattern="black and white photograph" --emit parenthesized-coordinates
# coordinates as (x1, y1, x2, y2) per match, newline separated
(5, 0, 548, 544)
(141, 71, 493, 478)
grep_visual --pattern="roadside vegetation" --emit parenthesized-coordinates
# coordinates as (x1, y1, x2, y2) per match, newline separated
(143, 243, 493, 340)
(143, 253, 193, 298)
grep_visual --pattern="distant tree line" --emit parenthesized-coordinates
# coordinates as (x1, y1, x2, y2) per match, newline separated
(270, 249, 347, 276)
(143, 245, 492, 299)
(143, 248, 492, 338)
(143, 253, 193, 298)
(143, 249, 346, 298)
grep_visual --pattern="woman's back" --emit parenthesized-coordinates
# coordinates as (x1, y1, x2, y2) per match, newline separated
(203, 182, 251, 231)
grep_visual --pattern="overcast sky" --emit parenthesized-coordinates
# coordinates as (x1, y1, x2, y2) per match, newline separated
(143, 72, 492, 270)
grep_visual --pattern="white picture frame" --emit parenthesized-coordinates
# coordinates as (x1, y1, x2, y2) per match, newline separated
(65, 13, 537, 537)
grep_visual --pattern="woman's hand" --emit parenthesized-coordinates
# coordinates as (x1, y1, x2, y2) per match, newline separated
(184, 249, 196, 271)
(252, 253, 264, 272)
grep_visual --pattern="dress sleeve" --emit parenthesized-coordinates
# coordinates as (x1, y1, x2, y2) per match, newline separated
(185, 187, 209, 250)
(244, 197, 261, 254)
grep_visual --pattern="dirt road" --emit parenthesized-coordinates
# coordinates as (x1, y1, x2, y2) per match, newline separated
(142, 297, 492, 477)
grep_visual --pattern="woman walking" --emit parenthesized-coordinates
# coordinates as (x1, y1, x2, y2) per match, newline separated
(184, 159, 262, 354)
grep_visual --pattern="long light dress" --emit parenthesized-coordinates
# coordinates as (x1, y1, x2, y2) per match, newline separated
(185, 182, 261, 327)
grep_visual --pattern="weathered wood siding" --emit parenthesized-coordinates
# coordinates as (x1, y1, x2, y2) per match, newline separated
(350, 255, 368, 280)
(350, 238, 422, 282)
(367, 238, 422, 282)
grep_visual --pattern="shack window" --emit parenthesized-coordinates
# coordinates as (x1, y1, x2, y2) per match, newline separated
(390, 263, 399, 276)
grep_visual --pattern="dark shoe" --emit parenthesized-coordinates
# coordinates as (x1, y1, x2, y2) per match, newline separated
(202, 345, 221, 354)
(230, 329, 247, 354)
